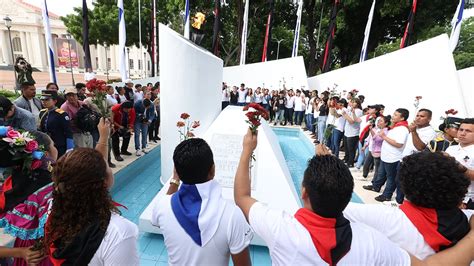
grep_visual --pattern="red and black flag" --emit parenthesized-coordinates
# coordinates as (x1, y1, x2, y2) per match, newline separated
(212, 0, 221, 56)
(400, 0, 418, 49)
(82, 0, 92, 70)
(321, 0, 340, 73)
(261, 0, 274, 62)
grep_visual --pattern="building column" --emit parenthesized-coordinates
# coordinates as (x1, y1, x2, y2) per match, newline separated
(26, 32, 36, 66)
(19, 32, 29, 62)
(1, 30, 13, 65)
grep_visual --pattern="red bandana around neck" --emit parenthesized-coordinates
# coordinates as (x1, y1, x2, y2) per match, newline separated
(294, 208, 352, 265)
(399, 201, 469, 251)
(391, 120, 409, 130)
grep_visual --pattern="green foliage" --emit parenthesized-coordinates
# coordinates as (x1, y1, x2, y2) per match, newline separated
(0, 89, 19, 101)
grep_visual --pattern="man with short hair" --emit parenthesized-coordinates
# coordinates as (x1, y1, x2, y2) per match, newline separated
(233, 132, 474, 265)
(285, 89, 296, 125)
(446, 118, 474, 209)
(133, 98, 155, 156)
(134, 84, 144, 102)
(229, 86, 239, 106)
(13, 82, 42, 120)
(345, 151, 473, 259)
(124, 79, 135, 103)
(152, 138, 252, 266)
(0, 96, 36, 131)
(75, 83, 87, 101)
(39, 90, 74, 157)
(367, 108, 409, 204)
(60, 88, 93, 149)
(111, 101, 135, 161)
(237, 84, 247, 106)
(402, 109, 436, 156)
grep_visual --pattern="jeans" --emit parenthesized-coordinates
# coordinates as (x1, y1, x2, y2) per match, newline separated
(373, 160, 402, 201)
(318, 116, 327, 144)
(112, 130, 131, 156)
(330, 129, 343, 158)
(134, 122, 149, 150)
(344, 136, 359, 167)
(237, 102, 246, 106)
(221, 101, 229, 110)
(294, 111, 304, 125)
(275, 109, 285, 125)
(284, 108, 294, 125)
(355, 142, 369, 169)
(305, 114, 314, 132)
(362, 152, 375, 178)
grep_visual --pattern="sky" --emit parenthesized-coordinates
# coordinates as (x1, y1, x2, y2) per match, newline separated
(26, 0, 474, 20)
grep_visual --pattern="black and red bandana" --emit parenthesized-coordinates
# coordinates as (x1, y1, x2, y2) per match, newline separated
(49, 219, 108, 266)
(400, 201, 469, 251)
(295, 208, 352, 265)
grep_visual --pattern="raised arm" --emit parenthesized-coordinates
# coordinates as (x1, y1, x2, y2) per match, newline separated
(96, 117, 111, 162)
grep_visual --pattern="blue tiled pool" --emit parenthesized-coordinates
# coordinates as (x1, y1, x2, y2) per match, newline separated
(112, 127, 361, 265)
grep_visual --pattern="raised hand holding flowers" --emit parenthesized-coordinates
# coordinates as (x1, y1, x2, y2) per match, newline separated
(243, 103, 270, 165)
(86, 78, 109, 118)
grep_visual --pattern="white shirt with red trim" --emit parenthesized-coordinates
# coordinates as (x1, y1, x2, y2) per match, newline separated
(381, 126, 409, 163)
(343, 203, 474, 259)
(249, 202, 411, 265)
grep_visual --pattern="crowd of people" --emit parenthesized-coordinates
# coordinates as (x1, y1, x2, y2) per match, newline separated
(0, 78, 473, 265)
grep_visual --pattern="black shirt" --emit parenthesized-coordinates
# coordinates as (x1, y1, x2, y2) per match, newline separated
(319, 103, 329, 116)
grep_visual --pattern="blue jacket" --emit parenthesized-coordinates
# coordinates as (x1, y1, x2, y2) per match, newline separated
(134, 100, 156, 123)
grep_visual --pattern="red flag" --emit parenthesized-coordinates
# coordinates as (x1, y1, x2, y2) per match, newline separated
(261, 0, 274, 62)
(400, 0, 418, 48)
(321, 0, 340, 73)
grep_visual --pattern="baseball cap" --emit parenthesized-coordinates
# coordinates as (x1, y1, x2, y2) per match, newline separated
(40, 90, 58, 100)
(0, 96, 13, 118)
(124, 79, 133, 84)
(64, 88, 77, 95)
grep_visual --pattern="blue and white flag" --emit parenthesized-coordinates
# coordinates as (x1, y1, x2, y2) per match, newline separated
(449, 0, 465, 52)
(359, 0, 376, 62)
(171, 179, 226, 246)
(41, 0, 57, 84)
(292, 0, 303, 57)
(118, 0, 127, 81)
(240, 0, 249, 65)
(184, 0, 190, 39)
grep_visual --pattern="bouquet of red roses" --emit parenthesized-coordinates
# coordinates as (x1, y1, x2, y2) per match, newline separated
(243, 103, 269, 134)
(86, 78, 109, 118)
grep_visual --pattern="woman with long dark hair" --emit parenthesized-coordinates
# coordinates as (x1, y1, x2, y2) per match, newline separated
(45, 119, 139, 265)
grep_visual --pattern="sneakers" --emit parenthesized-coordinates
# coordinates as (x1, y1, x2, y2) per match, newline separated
(121, 150, 132, 156)
(114, 155, 124, 162)
(136, 150, 143, 156)
(362, 185, 380, 193)
(374, 195, 392, 202)
(142, 148, 149, 154)
(108, 161, 116, 168)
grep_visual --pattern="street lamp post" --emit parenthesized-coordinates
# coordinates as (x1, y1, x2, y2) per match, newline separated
(3, 16, 17, 92)
(143, 52, 147, 78)
(65, 34, 75, 86)
(126, 47, 130, 78)
(273, 38, 285, 60)
(105, 45, 109, 82)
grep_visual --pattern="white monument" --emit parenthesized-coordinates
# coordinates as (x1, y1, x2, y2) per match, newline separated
(307, 34, 468, 124)
(457, 67, 474, 116)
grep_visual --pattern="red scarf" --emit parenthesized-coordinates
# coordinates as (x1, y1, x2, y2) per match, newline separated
(0, 176, 13, 211)
(359, 115, 376, 143)
(399, 201, 469, 251)
(390, 120, 409, 130)
(295, 208, 352, 265)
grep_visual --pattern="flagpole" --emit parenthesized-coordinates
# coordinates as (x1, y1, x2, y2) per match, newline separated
(153, 0, 157, 76)
(240, 0, 249, 65)
(292, 0, 303, 57)
(41, 0, 57, 84)
(138, 0, 144, 78)
(184, 0, 190, 39)
(449, 0, 465, 52)
(359, 0, 376, 62)
(118, 0, 128, 81)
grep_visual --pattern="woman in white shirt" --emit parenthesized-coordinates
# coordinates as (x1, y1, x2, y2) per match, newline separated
(342, 98, 364, 167)
(245, 88, 254, 103)
(45, 119, 139, 265)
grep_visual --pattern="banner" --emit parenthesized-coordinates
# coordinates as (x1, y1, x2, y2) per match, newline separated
(292, 0, 303, 57)
(41, 0, 57, 83)
(240, 0, 249, 65)
(56, 38, 79, 68)
(212, 0, 221, 55)
(400, 0, 418, 49)
(261, 0, 274, 62)
(118, 0, 127, 81)
(449, 0, 465, 52)
(82, 0, 92, 70)
(184, 0, 190, 39)
(359, 0, 376, 62)
(321, 0, 339, 73)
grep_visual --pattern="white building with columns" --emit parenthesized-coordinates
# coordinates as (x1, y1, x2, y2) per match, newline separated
(0, 0, 152, 80)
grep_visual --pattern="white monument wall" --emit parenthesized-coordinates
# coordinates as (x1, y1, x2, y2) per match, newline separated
(307, 35, 468, 124)
(457, 67, 474, 117)
(223, 56, 310, 90)
(159, 24, 223, 182)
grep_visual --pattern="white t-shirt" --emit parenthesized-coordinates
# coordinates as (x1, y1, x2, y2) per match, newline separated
(326, 112, 335, 126)
(106, 94, 118, 106)
(402, 126, 437, 157)
(359, 115, 371, 135)
(134, 91, 144, 102)
(446, 144, 474, 203)
(89, 213, 139, 265)
(305, 97, 313, 114)
(294, 96, 305, 112)
(344, 108, 363, 137)
(29, 98, 40, 119)
(286, 95, 295, 109)
(117, 94, 127, 103)
(254, 93, 263, 103)
(249, 202, 410, 265)
(334, 109, 346, 132)
(237, 89, 247, 103)
(343, 203, 474, 260)
(381, 126, 409, 163)
(152, 195, 252, 266)
(221, 90, 230, 101)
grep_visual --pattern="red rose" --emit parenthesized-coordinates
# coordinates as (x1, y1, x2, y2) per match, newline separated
(31, 159, 42, 170)
(180, 113, 190, 119)
(243, 105, 249, 111)
(192, 121, 200, 129)
(6, 130, 21, 139)
(186, 131, 195, 138)
(25, 140, 39, 153)
(177, 121, 185, 127)
(453, 110, 458, 115)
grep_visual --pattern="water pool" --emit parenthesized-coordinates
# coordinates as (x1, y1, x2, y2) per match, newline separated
(111, 127, 361, 264)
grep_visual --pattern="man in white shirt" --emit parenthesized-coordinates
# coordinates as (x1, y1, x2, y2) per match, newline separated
(446, 118, 474, 209)
(285, 90, 296, 125)
(151, 138, 252, 266)
(330, 98, 347, 158)
(234, 131, 474, 265)
(371, 108, 410, 203)
(133, 84, 144, 102)
(345, 151, 473, 259)
(402, 109, 437, 157)
(237, 83, 247, 106)
(293, 90, 306, 126)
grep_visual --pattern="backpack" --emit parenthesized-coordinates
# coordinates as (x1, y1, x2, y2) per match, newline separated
(75, 105, 101, 132)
